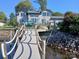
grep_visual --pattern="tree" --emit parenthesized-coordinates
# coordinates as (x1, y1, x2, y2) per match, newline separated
(58, 12, 74, 32)
(15, 0, 32, 12)
(64, 12, 74, 22)
(69, 16, 79, 34)
(52, 12, 63, 16)
(58, 12, 79, 35)
(0, 12, 7, 22)
(36, 0, 47, 11)
(6, 13, 18, 27)
(9, 13, 15, 20)
(64, 11, 73, 17)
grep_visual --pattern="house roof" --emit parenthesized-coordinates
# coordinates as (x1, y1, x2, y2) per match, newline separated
(27, 11, 41, 14)
(50, 16, 64, 20)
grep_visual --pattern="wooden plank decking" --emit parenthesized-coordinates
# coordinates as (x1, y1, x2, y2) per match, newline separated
(13, 29, 41, 59)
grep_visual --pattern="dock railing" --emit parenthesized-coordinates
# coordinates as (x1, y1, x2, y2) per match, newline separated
(35, 29, 46, 59)
(1, 25, 25, 59)
(46, 30, 53, 45)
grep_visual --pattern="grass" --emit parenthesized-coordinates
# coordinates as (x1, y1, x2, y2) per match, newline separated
(0, 25, 14, 29)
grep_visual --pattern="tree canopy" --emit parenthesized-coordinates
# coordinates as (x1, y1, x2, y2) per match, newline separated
(52, 12, 63, 16)
(15, 0, 32, 12)
(9, 13, 15, 20)
(36, 0, 47, 11)
(0, 12, 6, 21)
(6, 13, 18, 27)
(58, 12, 79, 35)
(64, 11, 74, 18)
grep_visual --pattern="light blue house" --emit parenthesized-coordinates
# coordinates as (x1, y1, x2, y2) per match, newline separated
(16, 8, 64, 26)
(16, 11, 27, 25)
(16, 10, 52, 25)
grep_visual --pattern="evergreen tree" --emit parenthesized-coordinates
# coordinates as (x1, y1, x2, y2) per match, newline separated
(15, 0, 32, 12)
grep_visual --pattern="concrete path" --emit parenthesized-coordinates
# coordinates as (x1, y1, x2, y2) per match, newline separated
(13, 29, 41, 59)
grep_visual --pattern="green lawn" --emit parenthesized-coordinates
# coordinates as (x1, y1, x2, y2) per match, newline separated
(0, 25, 14, 29)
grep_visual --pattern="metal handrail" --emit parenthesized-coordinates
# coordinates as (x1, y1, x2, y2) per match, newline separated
(35, 29, 46, 59)
(35, 30, 43, 52)
(1, 25, 25, 58)
(47, 30, 52, 43)
(7, 29, 24, 55)
(5, 25, 24, 44)
(38, 34, 43, 52)
(7, 37, 19, 55)
(5, 30, 18, 44)
(1, 43, 6, 58)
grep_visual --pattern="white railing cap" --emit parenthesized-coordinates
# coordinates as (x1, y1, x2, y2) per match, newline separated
(5, 30, 18, 44)
(72, 58, 78, 59)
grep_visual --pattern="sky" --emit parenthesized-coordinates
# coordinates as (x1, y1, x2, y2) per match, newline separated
(0, 0, 79, 17)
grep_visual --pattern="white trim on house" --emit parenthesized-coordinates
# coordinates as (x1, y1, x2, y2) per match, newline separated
(16, 11, 64, 25)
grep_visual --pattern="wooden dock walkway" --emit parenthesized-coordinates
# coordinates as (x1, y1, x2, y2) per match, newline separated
(13, 29, 41, 59)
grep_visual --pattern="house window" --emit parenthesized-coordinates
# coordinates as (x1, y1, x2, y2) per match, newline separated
(31, 18, 37, 23)
(42, 12, 46, 16)
(47, 12, 51, 16)
(21, 13, 26, 16)
(42, 19, 46, 24)
(16, 13, 19, 16)
(30, 14, 35, 17)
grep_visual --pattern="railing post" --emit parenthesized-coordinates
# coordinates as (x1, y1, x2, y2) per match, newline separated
(17, 37, 19, 46)
(10, 31, 12, 40)
(43, 40, 46, 59)
(1, 42, 7, 59)
(1, 25, 24, 59)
